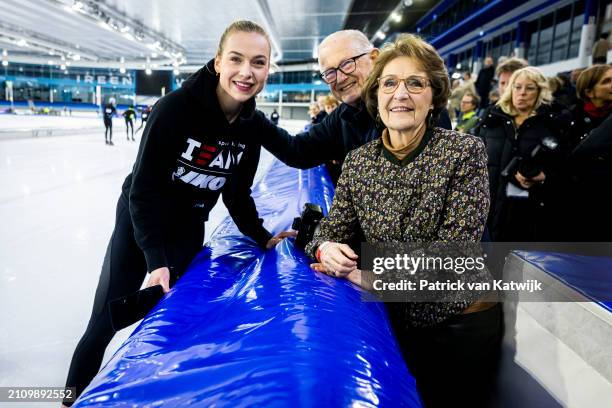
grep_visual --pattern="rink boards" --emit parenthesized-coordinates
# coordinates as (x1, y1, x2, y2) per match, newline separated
(74, 160, 422, 407)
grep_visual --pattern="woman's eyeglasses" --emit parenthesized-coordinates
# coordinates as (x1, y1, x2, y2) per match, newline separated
(377, 75, 430, 94)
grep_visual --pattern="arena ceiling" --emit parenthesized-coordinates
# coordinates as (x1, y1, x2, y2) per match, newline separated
(0, 0, 434, 72)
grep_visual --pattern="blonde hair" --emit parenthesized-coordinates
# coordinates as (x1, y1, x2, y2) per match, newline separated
(497, 67, 551, 116)
(216, 20, 271, 58)
(362, 33, 450, 124)
(323, 95, 339, 108)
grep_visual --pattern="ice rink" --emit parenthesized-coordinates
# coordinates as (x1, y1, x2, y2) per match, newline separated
(0, 113, 307, 407)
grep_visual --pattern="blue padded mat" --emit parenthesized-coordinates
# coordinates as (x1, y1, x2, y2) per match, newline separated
(75, 160, 422, 407)
(514, 251, 612, 312)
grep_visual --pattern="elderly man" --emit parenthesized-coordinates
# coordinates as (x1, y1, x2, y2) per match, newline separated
(257, 30, 451, 172)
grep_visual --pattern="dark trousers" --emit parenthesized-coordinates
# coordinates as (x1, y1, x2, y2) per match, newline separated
(63, 196, 203, 405)
(104, 119, 112, 142)
(392, 304, 503, 408)
(125, 119, 134, 139)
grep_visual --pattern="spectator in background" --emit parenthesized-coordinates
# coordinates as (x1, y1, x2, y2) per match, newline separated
(565, 114, 612, 242)
(476, 67, 571, 241)
(461, 71, 477, 96)
(308, 102, 327, 125)
(570, 68, 584, 87)
(448, 78, 463, 121)
(495, 57, 529, 96)
(488, 89, 500, 105)
(552, 72, 577, 108)
(455, 92, 480, 134)
(476, 56, 495, 108)
(570, 64, 612, 147)
(592, 32, 610, 64)
(322, 95, 339, 114)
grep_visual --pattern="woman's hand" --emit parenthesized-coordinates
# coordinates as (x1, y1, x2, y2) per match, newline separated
(147, 267, 171, 293)
(515, 170, 545, 189)
(310, 242, 358, 278)
(266, 231, 298, 249)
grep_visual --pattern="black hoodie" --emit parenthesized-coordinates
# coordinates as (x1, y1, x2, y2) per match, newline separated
(121, 60, 272, 272)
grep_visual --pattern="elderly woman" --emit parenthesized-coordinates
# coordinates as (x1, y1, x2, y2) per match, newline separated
(476, 67, 570, 242)
(306, 34, 500, 408)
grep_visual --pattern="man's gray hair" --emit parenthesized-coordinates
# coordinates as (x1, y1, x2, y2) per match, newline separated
(318, 30, 373, 56)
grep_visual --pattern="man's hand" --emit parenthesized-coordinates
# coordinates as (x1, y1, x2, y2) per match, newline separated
(147, 267, 171, 293)
(515, 170, 546, 189)
(266, 230, 298, 249)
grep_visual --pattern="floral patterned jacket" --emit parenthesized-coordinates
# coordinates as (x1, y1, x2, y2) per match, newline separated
(305, 127, 490, 327)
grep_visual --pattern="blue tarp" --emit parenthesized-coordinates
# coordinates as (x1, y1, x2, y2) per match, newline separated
(75, 160, 422, 407)
(514, 251, 612, 312)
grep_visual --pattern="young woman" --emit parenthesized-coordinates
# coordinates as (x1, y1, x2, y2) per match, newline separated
(62, 20, 293, 406)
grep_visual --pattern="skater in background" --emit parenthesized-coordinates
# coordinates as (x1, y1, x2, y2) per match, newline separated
(270, 108, 280, 125)
(103, 98, 117, 145)
(135, 105, 152, 133)
(123, 105, 137, 141)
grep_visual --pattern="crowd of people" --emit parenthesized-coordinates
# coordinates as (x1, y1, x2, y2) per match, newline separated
(68, 18, 611, 407)
(449, 46, 611, 243)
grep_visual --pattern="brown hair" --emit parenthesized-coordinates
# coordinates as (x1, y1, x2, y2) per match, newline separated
(576, 64, 612, 102)
(495, 57, 528, 77)
(462, 92, 480, 107)
(216, 20, 271, 58)
(362, 33, 450, 126)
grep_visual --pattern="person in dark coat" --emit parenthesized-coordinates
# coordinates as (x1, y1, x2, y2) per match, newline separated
(563, 65, 612, 242)
(475, 56, 495, 108)
(569, 65, 612, 148)
(475, 67, 571, 242)
(269, 108, 280, 125)
(567, 115, 612, 242)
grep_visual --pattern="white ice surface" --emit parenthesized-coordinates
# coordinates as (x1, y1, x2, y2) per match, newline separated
(0, 115, 307, 407)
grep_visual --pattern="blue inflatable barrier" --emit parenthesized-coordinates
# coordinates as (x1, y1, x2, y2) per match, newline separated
(514, 251, 612, 312)
(75, 160, 422, 407)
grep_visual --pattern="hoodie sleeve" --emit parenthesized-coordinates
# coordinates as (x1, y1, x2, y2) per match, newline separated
(222, 143, 272, 248)
(128, 99, 177, 271)
(257, 108, 344, 169)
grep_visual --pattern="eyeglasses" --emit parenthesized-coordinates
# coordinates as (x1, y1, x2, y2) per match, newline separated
(512, 84, 538, 93)
(320, 52, 369, 84)
(377, 75, 430, 94)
